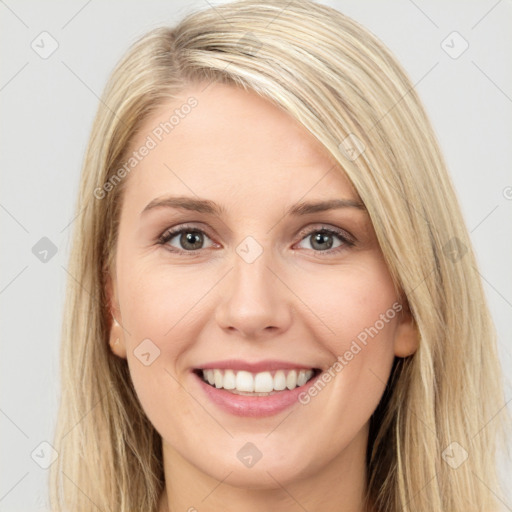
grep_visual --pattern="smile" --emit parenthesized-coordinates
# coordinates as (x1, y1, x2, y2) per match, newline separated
(191, 361, 323, 417)
(197, 368, 320, 395)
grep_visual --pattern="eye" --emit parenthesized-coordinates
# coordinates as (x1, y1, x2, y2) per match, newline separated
(157, 223, 355, 256)
(158, 225, 216, 253)
(295, 226, 354, 254)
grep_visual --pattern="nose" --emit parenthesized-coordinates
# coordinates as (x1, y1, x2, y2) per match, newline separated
(214, 249, 292, 340)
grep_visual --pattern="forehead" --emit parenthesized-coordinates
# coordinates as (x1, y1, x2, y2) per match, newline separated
(121, 82, 357, 212)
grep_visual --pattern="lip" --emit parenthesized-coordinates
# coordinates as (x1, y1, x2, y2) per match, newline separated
(191, 363, 322, 418)
(195, 359, 316, 373)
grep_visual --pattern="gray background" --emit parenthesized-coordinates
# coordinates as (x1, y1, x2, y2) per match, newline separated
(1, 1, 511, 510)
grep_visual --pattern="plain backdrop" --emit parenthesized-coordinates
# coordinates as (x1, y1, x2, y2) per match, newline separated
(1, 1, 511, 510)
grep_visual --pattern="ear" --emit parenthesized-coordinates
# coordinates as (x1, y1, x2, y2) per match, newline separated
(393, 301, 419, 358)
(105, 271, 127, 359)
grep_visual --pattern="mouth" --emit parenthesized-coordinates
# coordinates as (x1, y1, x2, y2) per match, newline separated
(191, 359, 325, 417)
(193, 367, 322, 396)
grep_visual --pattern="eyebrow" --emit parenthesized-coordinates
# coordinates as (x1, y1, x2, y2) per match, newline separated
(140, 195, 366, 217)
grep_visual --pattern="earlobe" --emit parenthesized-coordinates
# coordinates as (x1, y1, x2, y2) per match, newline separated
(109, 315, 127, 359)
(105, 271, 127, 359)
(393, 307, 419, 358)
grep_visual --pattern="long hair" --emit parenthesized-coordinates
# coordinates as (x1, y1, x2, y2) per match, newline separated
(50, 1, 508, 510)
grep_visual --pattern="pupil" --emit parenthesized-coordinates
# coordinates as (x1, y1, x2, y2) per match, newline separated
(312, 232, 333, 250)
(181, 231, 203, 249)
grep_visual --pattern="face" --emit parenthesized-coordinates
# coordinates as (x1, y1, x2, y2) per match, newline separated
(107, 82, 417, 488)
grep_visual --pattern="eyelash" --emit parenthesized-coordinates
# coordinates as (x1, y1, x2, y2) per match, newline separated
(157, 223, 356, 257)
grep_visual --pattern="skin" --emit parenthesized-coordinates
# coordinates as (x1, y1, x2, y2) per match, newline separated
(106, 82, 418, 512)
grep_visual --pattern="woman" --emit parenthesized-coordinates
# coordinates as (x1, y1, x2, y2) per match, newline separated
(50, 1, 508, 510)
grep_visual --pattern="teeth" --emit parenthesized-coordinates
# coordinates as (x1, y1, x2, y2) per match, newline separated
(286, 370, 297, 390)
(223, 369, 236, 390)
(236, 370, 254, 392)
(205, 369, 215, 386)
(214, 369, 223, 388)
(254, 371, 274, 393)
(274, 370, 286, 390)
(200, 368, 315, 393)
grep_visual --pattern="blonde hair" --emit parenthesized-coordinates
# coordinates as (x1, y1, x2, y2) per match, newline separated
(50, 1, 508, 510)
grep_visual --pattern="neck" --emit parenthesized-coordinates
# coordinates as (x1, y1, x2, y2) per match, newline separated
(158, 426, 370, 512)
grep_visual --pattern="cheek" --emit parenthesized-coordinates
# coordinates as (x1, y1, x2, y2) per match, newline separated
(302, 258, 399, 357)
(118, 258, 209, 351)
(116, 261, 215, 435)
(293, 259, 399, 424)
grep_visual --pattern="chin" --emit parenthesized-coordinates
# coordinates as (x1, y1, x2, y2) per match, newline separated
(199, 449, 318, 489)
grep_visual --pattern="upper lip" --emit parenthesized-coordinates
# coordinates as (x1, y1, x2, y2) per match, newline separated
(194, 359, 318, 373)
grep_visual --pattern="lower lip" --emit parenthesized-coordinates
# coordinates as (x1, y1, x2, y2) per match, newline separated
(192, 371, 321, 417)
